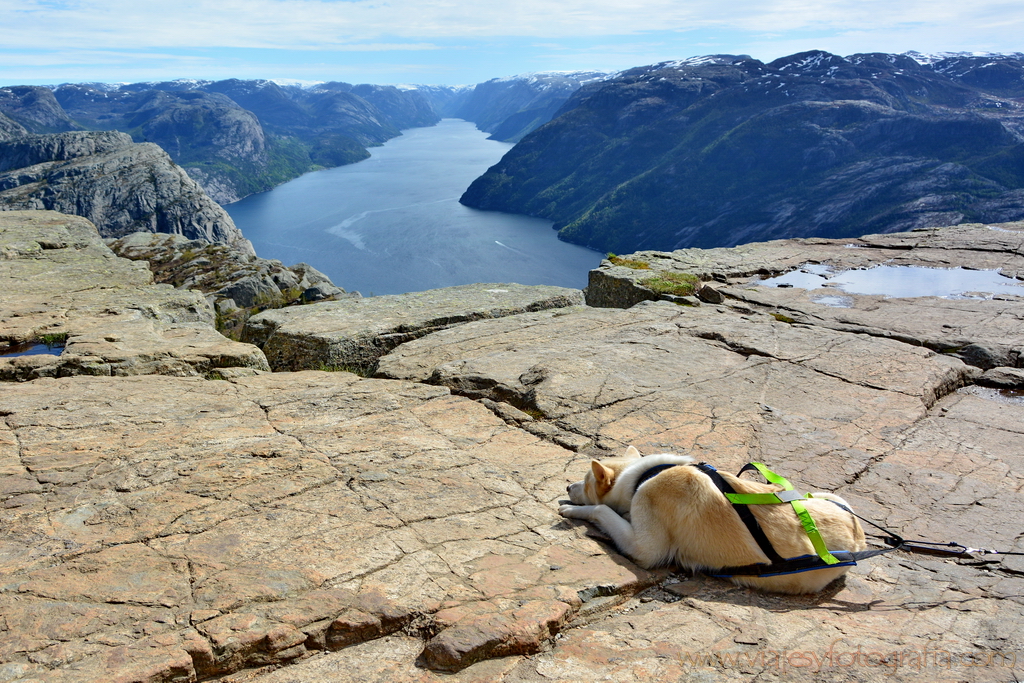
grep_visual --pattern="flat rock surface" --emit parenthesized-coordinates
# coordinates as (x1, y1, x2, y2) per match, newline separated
(373, 301, 1023, 682)
(0, 210, 268, 379)
(3, 221, 1023, 683)
(0, 372, 658, 682)
(585, 222, 1024, 301)
(380, 301, 973, 457)
(719, 285, 1024, 370)
(241, 283, 583, 372)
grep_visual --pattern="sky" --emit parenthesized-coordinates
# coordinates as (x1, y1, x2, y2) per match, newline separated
(1, 0, 1022, 87)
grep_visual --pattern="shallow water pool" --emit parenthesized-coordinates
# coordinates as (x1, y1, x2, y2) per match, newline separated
(760, 265, 1024, 303)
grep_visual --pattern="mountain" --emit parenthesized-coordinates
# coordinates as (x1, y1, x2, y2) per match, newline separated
(43, 79, 436, 203)
(0, 85, 82, 133)
(1, 72, 607, 203)
(0, 131, 251, 251)
(460, 52, 1024, 254)
(452, 71, 607, 142)
(52, 86, 273, 203)
(347, 84, 439, 130)
(407, 85, 474, 118)
(0, 78, 448, 204)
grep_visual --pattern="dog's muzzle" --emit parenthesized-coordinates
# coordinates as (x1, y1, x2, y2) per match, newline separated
(566, 481, 587, 505)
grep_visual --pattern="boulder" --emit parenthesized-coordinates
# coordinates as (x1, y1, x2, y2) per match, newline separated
(979, 366, 1024, 387)
(107, 231, 352, 338)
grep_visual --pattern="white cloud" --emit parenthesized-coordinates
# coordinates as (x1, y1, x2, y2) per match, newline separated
(1, 0, 1021, 50)
(2, 0, 1022, 85)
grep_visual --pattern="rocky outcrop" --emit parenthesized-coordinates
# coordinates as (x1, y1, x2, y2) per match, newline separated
(108, 231, 351, 338)
(3, 215, 1024, 682)
(0, 131, 252, 252)
(585, 221, 1024, 370)
(462, 52, 1024, 253)
(0, 130, 139, 173)
(0, 112, 27, 142)
(0, 210, 268, 380)
(241, 283, 584, 372)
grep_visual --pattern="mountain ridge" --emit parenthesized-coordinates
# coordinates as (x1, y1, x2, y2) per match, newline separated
(460, 50, 1024, 254)
(1, 73, 601, 203)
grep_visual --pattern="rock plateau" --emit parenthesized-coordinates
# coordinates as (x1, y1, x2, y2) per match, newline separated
(1, 211, 1022, 682)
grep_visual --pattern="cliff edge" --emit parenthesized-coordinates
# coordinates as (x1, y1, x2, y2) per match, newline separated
(0, 131, 253, 253)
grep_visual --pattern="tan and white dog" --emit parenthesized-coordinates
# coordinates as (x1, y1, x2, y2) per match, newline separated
(559, 446, 866, 594)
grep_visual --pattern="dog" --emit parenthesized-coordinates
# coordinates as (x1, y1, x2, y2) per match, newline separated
(559, 446, 866, 594)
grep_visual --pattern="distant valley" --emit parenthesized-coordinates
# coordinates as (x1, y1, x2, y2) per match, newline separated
(0, 72, 598, 204)
(5, 51, 1024, 259)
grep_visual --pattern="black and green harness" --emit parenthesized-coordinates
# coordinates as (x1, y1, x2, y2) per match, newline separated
(633, 461, 902, 577)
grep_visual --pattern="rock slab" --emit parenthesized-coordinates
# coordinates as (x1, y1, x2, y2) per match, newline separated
(0, 210, 268, 380)
(586, 222, 1024, 370)
(242, 283, 584, 372)
(0, 372, 659, 681)
(3, 218, 1024, 683)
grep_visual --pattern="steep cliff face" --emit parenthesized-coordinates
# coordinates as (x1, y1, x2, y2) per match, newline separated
(461, 52, 1024, 253)
(0, 131, 252, 252)
(0, 112, 27, 142)
(408, 84, 474, 118)
(0, 85, 81, 133)
(54, 86, 271, 203)
(350, 84, 439, 130)
(200, 79, 313, 131)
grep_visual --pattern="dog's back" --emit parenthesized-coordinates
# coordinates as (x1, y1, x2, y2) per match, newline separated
(628, 465, 866, 594)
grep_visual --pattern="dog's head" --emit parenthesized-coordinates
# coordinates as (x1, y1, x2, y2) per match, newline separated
(566, 445, 642, 508)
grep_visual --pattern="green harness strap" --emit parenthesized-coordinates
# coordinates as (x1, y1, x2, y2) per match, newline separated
(724, 462, 841, 566)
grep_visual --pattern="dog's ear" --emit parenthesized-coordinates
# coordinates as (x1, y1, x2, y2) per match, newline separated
(625, 445, 641, 459)
(591, 460, 616, 497)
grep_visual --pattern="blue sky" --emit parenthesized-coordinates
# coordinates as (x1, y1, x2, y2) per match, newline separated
(1, 0, 1022, 86)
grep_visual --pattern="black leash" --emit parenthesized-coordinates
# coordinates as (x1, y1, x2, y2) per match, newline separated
(842, 506, 1024, 558)
(793, 481, 1024, 560)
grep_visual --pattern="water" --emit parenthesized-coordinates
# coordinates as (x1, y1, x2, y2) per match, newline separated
(0, 342, 63, 357)
(226, 119, 601, 296)
(760, 264, 1024, 305)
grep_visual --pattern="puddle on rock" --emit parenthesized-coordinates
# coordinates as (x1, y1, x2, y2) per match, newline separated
(810, 294, 854, 308)
(960, 385, 1024, 406)
(760, 265, 1024, 303)
(0, 342, 65, 358)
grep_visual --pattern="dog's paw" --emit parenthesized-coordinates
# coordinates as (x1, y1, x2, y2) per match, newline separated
(559, 504, 590, 519)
